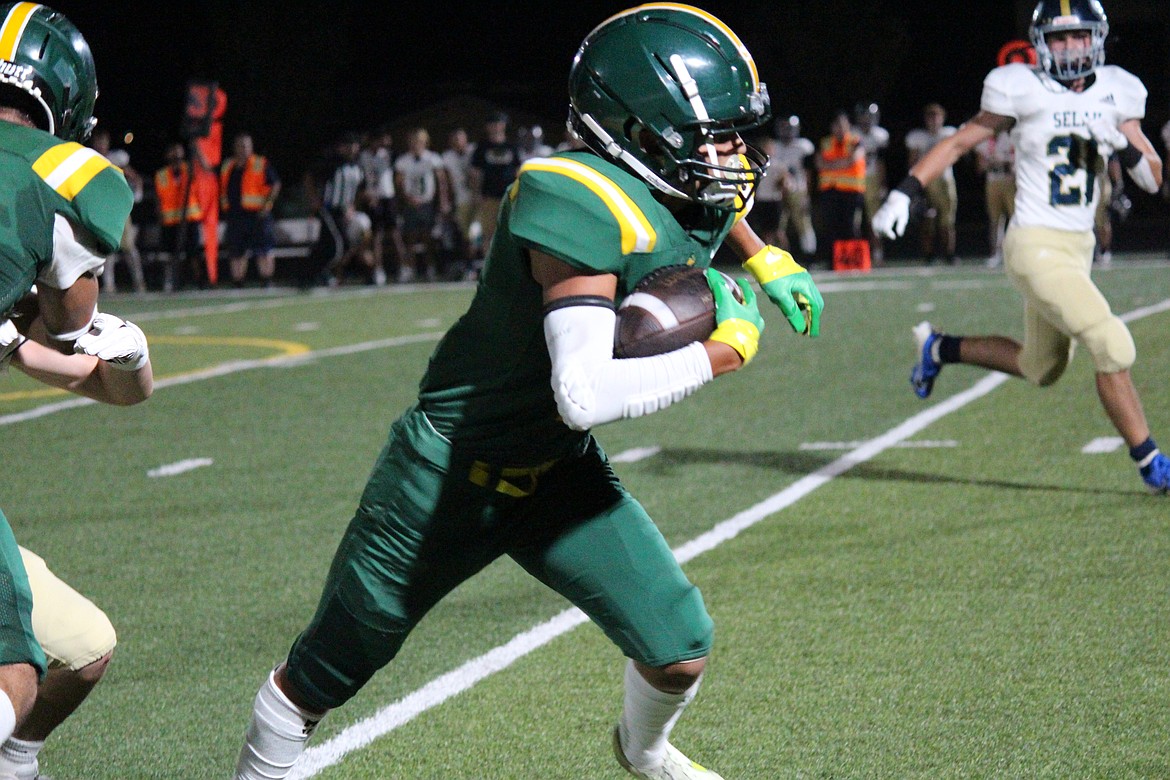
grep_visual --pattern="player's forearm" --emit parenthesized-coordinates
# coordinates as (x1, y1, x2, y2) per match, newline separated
(84, 359, 153, 405)
(907, 138, 963, 187)
(724, 218, 765, 261)
(544, 305, 713, 430)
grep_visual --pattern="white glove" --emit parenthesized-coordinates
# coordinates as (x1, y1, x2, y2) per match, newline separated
(872, 190, 911, 239)
(0, 318, 23, 369)
(1086, 118, 1127, 157)
(74, 312, 149, 371)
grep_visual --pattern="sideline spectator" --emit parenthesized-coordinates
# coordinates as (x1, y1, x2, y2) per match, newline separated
(153, 142, 205, 291)
(816, 110, 867, 265)
(394, 128, 450, 282)
(89, 129, 147, 293)
(770, 115, 817, 258)
(517, 124, 554, 162)
(468, 112, 521, 272)
(1094, 152, 1124, 266)
(853, 102, 890, 265)
(303, 133, 371, 288)
(220, 132, 281, 288)
(359, 126, 402, 286)
(442, 127, 477, 277)
(973, 129, 1016, 267)
(905, 103, 959, 263)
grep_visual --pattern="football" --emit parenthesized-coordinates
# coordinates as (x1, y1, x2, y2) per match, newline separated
(613, 265, 742, 358)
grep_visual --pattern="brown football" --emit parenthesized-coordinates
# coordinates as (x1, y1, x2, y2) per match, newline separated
(613, 265, 742, 358)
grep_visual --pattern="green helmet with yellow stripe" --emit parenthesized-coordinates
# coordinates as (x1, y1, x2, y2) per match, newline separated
(0, 3, 98, 141)
(568, 3, 770, 211)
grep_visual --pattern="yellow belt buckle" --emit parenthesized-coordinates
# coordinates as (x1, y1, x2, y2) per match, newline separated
(468, 459, 557, 498)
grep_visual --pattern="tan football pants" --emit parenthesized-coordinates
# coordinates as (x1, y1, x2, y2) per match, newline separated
(20, 547, 116, 670)
(1003, 225, 1135, 385)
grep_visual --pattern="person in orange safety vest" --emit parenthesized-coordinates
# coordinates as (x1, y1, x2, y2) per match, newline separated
(220, 133, 281, 287)
(153, 142, 205, 290)
(816, 110, 867, 264)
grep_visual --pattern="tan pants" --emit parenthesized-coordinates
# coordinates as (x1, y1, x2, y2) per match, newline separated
(1003, 225, 1135, 384)
(20, 547, 116, 670)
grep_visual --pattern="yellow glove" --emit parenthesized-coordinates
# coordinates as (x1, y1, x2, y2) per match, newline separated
(742, 245, 824, 336)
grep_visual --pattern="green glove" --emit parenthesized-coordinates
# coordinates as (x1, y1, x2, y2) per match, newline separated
(742, 245, 824, 336)
(705, 268, 765, 365)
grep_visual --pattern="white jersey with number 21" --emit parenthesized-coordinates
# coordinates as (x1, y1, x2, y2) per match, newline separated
(981, 62, 1147, 233)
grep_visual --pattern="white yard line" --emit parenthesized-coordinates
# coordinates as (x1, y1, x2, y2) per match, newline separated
(147, 458, 214, 477)
(1082, 437, 1125, 454)
(610, 445, 663, 463)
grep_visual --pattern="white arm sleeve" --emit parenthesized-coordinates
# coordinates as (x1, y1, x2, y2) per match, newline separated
(544, 304, 714, 431)
(1127, 155, 1160, 194)
(38, 215, 108, 290)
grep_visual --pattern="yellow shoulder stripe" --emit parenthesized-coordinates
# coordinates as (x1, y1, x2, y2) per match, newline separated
(0, 3, 40, 61)
(32, 143, 113, 201)
(519, 157, 656, 254)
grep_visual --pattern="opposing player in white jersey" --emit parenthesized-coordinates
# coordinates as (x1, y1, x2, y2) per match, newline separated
(872, 0, 1169, 494)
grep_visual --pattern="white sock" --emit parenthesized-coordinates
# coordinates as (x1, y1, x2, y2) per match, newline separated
(0, 736, 43, 779)
(0, 691, 15, 746)
(617, 660, 700, 773)
(234, 669, 325, 780)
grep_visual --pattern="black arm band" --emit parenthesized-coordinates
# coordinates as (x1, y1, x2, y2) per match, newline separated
(1116, 142, 1143, 170)
(542, 295, 615, 316)
(894, 175, 925, 199)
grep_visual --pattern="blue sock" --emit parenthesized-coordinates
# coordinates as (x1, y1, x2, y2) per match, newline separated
(1129, 437, 1159, 465)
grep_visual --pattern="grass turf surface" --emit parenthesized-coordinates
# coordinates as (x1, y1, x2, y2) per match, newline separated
(2, 261, 1167, 778)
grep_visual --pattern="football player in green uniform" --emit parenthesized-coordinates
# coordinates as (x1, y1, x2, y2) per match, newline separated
(0, 0, 136, 763)
(235, 5, 823, 779)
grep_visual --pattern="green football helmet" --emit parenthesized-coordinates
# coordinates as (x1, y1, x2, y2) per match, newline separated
(568, 3, 771, 210)
(0, 2, 98, 141)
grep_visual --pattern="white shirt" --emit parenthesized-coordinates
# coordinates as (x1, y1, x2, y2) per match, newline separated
(854, 124, 890, 169)
(981, 63, 1147, 232)
(442, 144, 476, 207)
(976, 131, 1016, 181)
(394, 149, 445, 203)
(906, 125, 957, 182)
(766, 137, 815, 196)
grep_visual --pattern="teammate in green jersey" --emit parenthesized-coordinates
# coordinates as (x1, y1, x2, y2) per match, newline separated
(235, 6, 824, 779)
(0, 297, 151, 780)
(0, 0, 136, 762)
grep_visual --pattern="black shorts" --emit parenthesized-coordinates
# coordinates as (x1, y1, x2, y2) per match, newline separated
(368, 197, 399, 231)
(224, 213, 276, 257)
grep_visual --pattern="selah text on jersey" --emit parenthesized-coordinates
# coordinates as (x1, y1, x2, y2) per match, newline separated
(981, 62, 1147, 232)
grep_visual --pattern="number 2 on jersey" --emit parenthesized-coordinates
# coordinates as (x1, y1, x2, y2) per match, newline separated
(1047, 134, 1098, 207)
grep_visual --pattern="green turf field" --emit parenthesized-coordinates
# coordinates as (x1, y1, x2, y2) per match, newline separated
(3, 260, 1168, 779)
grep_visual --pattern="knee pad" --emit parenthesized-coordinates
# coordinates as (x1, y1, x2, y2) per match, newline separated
(1080, 315, 1135, 373)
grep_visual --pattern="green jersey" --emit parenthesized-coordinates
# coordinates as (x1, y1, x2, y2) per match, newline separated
(0, 121, 133, 315)
(417, 151, 738, 464)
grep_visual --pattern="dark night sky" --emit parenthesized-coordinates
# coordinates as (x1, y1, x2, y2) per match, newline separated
(45, 1, 1170, 207)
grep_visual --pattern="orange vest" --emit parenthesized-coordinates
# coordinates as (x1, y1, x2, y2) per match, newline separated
(818, 133, 866, 193)
(154, 163, 204, 225)
(220, 154, 273, 212)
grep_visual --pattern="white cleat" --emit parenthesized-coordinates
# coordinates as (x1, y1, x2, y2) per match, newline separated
(613, 726, 725, 780)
